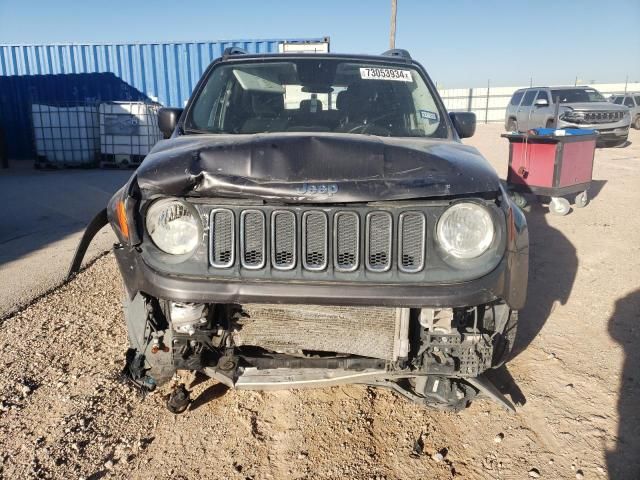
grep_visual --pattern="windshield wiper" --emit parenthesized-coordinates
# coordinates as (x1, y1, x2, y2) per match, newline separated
(182, 128, 218, 135)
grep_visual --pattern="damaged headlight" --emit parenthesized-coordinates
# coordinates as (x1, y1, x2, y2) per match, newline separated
(559, 109, 585, 123)
(436, 202, 495, 259)
(145, 199, 200, 255)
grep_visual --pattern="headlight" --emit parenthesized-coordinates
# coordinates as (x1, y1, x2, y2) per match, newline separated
(436, 202, 495, 259)
(145, 199, 200, 255)
(559, 109, 584, 122)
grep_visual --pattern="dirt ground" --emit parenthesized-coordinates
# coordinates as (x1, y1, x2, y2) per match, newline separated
(1, 124, 639, 480)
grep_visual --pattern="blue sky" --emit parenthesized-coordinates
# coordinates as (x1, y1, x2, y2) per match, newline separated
(1, 0, 639, 87)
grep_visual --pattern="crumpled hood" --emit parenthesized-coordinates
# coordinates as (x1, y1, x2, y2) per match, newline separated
(134, 132, 500, 203)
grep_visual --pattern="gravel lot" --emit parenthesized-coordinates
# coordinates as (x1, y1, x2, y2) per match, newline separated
(1, 124, 639, 479)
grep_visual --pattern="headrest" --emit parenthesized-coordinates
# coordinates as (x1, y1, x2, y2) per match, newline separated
(336, 90, 350, 110)
(251, 92, 284, 116)
(300, 98, 323, 113)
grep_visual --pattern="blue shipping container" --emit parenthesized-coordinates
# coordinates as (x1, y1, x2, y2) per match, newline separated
(0, 38, 328, 159)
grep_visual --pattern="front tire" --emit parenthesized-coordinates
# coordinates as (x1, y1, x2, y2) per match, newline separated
(633, 116, 640, 130)
(507, 118, 518, 132)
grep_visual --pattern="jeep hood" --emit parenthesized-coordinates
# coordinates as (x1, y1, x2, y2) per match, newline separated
(134, 132, 500, 203)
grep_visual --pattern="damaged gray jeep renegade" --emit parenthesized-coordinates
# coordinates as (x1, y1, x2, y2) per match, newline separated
(70, 48, 529, 413)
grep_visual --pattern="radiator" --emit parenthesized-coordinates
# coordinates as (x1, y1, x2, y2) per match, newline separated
(232, 304, 410, 361)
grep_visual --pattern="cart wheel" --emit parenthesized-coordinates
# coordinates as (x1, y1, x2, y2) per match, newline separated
(511, 192, 528, 209)
(574, 191, 589, 208)
(550, 197, 571, 216)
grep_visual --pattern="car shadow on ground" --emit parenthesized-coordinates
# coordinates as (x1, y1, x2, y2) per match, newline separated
(607, 289, 640, 479)
(511, 203, 578, 359)
(485, 201, 579, 407)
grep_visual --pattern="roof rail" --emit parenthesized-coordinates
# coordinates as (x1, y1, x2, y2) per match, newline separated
(381, 49, 412, 60)
(222, 46, 248, 59)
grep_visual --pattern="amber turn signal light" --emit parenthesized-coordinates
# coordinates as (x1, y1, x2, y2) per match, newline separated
(116, 200, 130, 240)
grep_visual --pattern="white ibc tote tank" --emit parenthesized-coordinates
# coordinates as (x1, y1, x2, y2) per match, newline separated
(99, 102, 163, 167)
(31, 104, 99, 166)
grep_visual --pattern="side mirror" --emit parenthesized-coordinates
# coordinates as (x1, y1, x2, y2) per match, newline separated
(534, 98, 549, 107)
(449, 112, 476, 138)
(158, 108, 184, 139)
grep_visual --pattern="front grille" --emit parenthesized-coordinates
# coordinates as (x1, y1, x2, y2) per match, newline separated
(271, 211, 296, 270)
(209, 206, 427, 274)
(399, 212, 426, 272)
(583, 111, 624, 123)
(240, 210, 265, 269)
(366, 212, 392, 272)
(210, 209, 234, 267)
(334, 211, 359, 272)
(302, 211, 328, 270)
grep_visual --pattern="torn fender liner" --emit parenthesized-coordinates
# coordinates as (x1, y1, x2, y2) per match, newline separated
(66, 208, 108, 280)
(134, 133, 501, 202)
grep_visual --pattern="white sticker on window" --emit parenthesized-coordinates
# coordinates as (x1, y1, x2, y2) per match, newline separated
(419, 110, 438, 121)
(359, 67, 412, 82)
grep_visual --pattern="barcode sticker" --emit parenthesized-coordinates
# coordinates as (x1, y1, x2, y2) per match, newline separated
(360, 67, 412, 82)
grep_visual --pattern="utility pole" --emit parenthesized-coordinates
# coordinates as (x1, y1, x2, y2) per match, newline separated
(390, 0, 398, 49)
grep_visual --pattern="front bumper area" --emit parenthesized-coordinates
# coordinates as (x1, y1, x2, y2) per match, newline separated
(557, 119, 629, 139)
(114, 244, 528, 309)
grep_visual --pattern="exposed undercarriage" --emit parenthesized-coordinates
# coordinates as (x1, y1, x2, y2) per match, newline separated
(123, 294, 518, 412)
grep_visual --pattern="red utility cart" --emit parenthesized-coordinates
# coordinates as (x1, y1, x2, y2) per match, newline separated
(502, 130, 597, 215)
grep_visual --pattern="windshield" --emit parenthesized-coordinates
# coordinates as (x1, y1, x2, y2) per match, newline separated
(185, 59, 448, 138)
(551, 88, 606, 103)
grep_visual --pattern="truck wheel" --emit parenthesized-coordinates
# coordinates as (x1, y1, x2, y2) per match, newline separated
(545, 119, 555, 129)
(549, 197, 570, 216)
(574, 190, 588, 208)
(507, 118, 518, 132)
(633, 116, 640, 130)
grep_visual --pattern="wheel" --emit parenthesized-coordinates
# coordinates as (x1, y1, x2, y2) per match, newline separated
(507, 118, 518, 132)
(549, 197, 571, 216)
(510, 191, 528, 209)
(574, 190, 588, 208)
(545, 119, 556, 129)
(633, 116, 640, 130)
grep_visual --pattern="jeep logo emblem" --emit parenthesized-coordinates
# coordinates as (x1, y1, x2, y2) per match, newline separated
(296, 183, 339, 196)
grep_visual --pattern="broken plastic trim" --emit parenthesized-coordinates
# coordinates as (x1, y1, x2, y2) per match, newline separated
(66, 208, 108, 280)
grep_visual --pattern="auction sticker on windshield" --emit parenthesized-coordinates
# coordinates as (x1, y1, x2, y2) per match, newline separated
(360, 67, 412, 82)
